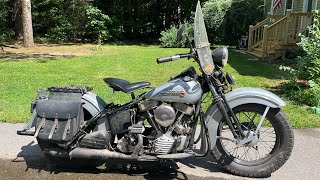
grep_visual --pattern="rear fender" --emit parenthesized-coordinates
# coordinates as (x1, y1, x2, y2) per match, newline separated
(81, 92, 107, 116)
(205, 88, 286, 149)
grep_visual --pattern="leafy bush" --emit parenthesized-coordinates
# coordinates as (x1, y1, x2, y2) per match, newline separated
(202, 0, 232, 43)
(32, 0, 111, 43)
(298, 12, 320, 81)
(84, 6, 112, 44)
(159, 23, 194, 48)
(200, 0, 264, 45)
(279, 11, 320, 106)
(285, 47, 306, 60)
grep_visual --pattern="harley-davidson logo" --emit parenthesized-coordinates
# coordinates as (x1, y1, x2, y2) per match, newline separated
(180, 90, 186, 97)
(159, 90, 186, 98)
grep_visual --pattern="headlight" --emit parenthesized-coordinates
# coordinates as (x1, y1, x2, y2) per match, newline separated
(211, 47, 228, 67)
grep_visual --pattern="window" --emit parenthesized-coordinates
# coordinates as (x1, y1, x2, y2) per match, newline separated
(307, 0, 313, 12)
(286, 0, 293, 9)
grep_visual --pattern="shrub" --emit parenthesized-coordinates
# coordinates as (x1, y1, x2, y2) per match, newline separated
(285, 47, 306, 60)
(84, 6, 112, 44)
(159, 23, 194, 48)
(202, 0, 232, 43)
(298, 11, 320, 81)
(32, 1, 111, 43)
(279, 11, 320, 106)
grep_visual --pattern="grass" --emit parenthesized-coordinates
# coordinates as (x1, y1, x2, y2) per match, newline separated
(0, 44, 320, 128)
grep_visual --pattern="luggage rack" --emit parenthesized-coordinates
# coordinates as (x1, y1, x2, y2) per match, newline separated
(48, 85, 93, 94)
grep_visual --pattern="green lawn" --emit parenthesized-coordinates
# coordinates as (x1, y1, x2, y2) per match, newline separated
(0, 45, 319, 128)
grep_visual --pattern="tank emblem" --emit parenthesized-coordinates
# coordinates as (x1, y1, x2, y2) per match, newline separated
(180, 90, 186, 97)
(160, 90, 185, 98)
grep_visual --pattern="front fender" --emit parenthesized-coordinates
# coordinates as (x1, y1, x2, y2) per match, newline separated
(205, 87, 286, 149)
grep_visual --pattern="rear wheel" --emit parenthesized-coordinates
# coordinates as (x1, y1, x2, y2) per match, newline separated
(211, 104, 294, 178)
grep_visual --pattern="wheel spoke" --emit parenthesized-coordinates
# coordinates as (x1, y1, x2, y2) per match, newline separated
(259, 127, 273, 134)
(259, 138, 273, 151)
(244, 112, 257, 122)
(222, 140, 232, 146)
(247, 147, 253, 161)
(230, 147, 237, 156)
(239, 147, 250, 160)
(218, 107, 279, 163)
(226, 146, 237, 151)
(260, 131, 276, 139)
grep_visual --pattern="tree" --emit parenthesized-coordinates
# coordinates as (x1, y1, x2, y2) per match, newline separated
(14, 0, 23, 41)
(21, 0, 34, 47)
(223, 0, 264, 45)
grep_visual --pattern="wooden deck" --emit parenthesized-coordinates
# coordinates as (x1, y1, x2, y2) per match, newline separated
(248, 10, 313, 61)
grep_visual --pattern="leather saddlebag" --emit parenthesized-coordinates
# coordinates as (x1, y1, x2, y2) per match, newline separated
(34, 100, 83, 143)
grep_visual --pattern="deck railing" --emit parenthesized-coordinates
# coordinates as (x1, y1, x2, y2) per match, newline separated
(263, 16, 287, 57)
(248, 10, 313, 59)
(287, 12, 313, 43)
(248, 18, 269, 51)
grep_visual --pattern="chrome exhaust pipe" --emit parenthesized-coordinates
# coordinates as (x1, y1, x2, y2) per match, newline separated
(69, 147, 135, 160)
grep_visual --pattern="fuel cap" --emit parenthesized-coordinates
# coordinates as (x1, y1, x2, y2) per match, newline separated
(183, 76, 192, 82)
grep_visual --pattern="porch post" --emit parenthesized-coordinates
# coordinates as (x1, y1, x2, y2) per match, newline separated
(283, 9, 292, 44)
(262, 25, 269, 59)
(248, 25, 253, 51)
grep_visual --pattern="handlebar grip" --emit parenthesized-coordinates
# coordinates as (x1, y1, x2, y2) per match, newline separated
(157, 56, 173, 64)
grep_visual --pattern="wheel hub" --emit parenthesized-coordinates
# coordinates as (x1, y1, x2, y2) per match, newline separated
(243, 130, 258, 147)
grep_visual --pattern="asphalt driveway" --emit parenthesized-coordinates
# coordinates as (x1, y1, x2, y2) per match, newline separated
(0, 123, 319, 180)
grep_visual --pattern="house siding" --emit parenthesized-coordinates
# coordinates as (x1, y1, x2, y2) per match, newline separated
(265, 0, 289, 15)
(276, 0, 286, 14)
(292, 0, 305, 12)
(265, 0, 273, 15)
(264, 0, 319, 14)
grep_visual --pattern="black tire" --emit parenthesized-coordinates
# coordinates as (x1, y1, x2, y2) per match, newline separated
(211, 104, 294, 178)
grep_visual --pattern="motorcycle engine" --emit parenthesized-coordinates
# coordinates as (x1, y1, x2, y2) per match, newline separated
(150, 102, 194, 154)
(137, 101, 194, 155)
(154, 105, 176, 127)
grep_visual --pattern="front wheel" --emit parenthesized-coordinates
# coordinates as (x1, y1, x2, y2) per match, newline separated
(211, 104, 294, 178)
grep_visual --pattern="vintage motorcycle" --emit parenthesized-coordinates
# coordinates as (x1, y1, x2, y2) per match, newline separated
(18, 2, 293, 178)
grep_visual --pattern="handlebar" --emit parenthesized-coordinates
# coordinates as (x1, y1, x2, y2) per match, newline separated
(156, 53, 191, 64)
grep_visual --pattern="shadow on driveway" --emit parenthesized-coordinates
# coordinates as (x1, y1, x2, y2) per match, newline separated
(12, 142, 192, 180)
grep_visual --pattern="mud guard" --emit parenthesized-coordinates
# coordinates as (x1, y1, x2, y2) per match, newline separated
(205, 88, 286, 149)
(81, 92, 107, 116)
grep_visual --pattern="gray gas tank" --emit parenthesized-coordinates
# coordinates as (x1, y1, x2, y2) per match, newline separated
(145, 77, 202, 104)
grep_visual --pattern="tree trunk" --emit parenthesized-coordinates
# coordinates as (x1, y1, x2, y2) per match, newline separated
(21, 0, 34, 48)
(14, 0, 23, 42)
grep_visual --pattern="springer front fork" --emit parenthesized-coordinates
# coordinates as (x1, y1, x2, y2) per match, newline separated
(204, 75, 270, 144)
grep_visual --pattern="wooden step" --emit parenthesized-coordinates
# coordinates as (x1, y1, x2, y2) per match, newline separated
(247, 51, 262, 58)
(253, 47, 262, 53)
(251, 49, 262, 56)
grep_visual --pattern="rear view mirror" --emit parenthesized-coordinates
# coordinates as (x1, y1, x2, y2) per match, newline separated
(177, 25, 186, 43)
